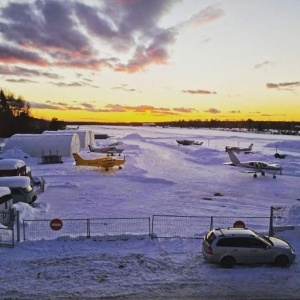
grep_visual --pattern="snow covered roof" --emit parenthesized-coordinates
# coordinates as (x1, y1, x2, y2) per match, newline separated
(3, 133, 81, 157)
(0, 186, 11, 197)
(43, 130, 92, 148)
(0, 159, 26, 170)
(0, 176, 31, 188)
(0, 125, 300, 298)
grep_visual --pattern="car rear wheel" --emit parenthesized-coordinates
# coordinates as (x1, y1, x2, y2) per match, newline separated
(221, 256, 235, 268)
(275, 255, 289, 267)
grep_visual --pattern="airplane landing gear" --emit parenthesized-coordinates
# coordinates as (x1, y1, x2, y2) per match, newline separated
(261, 171, 265, 176)
(273, 175, 276, 179)
(253, 173, 257, 178)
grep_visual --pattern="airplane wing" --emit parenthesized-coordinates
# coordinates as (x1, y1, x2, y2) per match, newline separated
(223, 162, 235, 166)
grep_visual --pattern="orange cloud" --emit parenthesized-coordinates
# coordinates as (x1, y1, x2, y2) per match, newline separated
(30, 101, 198, 117)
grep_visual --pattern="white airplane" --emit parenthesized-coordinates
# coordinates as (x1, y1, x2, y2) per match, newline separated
(88, 144, 124, 156)
(224, 150, 282, 179)
(225, 143, 253, 153)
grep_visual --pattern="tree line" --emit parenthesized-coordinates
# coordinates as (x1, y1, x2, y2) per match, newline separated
(0, 88, 66, 137)
(0, 89, 31, 137)
(159, 119, 300, 133)
(1, 87, 299, 137)
(67, 119, 300, 134)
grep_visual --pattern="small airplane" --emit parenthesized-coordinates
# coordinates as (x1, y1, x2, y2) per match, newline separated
(72, 153, 125, 171)
(224, 150, 282, 179)
(274, 145, 287, 159)
(176, 140, 203, 146)
(88, 144, 124, 156)
(225, 143, 253, 153)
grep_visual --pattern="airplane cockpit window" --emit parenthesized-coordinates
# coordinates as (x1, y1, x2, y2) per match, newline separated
(253, 162, 264, 168)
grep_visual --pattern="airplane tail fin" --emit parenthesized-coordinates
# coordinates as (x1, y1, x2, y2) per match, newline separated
(228, 151, 241, 166)
(72, 153, 85, 165)
(249, 143, 253, 150)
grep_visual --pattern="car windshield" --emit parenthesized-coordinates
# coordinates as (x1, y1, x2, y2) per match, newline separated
(258, 234, 273, 246)
(22, 186, 32, 193)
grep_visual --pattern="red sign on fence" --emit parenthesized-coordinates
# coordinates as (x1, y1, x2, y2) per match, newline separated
(50, 218, 63, 231)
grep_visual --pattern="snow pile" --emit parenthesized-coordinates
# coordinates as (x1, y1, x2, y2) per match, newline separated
(0, 126, 299, 299)
(0, 148, 31, 159)
(123, 133, 143, 140)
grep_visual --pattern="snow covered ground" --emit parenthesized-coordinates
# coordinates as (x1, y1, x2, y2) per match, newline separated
(0, 126, 299, 299)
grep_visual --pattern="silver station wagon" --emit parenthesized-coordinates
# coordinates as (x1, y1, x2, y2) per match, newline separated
(202, 227, 296, 268)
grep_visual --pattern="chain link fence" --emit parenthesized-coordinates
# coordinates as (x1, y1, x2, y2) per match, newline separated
(23, 217, 151, 241)
(2, 204, 298, 246)
(270, 204, 300, 235)
(212, 216, 270, 235)
(152, 215, 270, 239)
(152, 215, 212, 239)
(0, 210, 15, 247)
(20, 215, 273, 242)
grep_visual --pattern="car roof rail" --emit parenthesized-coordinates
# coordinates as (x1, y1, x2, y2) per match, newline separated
(218, 228, 225, 236)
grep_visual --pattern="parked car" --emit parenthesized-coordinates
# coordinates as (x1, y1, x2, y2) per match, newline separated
(0, 177, 37, 204)
(202, 227, 296, 268)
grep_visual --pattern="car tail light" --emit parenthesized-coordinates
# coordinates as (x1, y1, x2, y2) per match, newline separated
(208, 246, 213, 255)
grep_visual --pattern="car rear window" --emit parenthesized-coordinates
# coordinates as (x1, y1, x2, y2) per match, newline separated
(205, 231, 216, 245)
(216, 238, 235, 247)
(216, 237, 266, 248)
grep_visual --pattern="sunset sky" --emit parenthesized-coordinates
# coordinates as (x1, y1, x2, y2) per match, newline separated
(0, 0, 300, 123)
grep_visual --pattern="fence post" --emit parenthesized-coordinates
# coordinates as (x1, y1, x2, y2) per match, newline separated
(23, 220, 26, 241)
(16, 210, 20, 242)
(41, 177, 45, 192)
(151, 215, 155, 239)
(210, 216, 214, 230)
(87, 218, 90, 238)
(269, 207, 274, 237)
(148, 217, 151, 238)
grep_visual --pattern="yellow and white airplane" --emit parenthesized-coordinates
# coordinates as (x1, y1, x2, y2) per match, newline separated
(72, 153, 125, 171)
